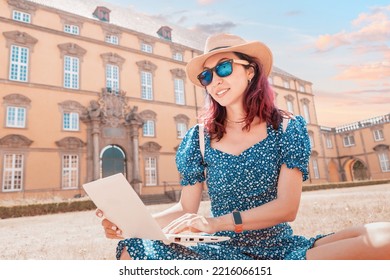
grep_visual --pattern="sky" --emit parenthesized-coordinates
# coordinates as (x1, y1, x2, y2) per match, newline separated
(103, 0, 390, 127)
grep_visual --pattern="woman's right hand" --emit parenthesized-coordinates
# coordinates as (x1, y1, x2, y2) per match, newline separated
(95, 209, 123, 239)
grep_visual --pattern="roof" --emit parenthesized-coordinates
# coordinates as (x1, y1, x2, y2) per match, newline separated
(26, 0, 208, 50)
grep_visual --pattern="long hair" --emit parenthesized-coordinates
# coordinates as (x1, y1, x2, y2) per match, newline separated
(200, 52, 283, 141)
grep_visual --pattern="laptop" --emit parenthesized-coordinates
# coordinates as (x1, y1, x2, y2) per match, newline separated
(82, 173, 230, 244)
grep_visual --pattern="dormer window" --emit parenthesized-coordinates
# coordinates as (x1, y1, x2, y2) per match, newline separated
(157, 26, 172, 41)
(93, 6, 111, 22)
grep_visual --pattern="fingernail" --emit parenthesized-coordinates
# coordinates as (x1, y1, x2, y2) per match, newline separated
(97, 212, 103, 217)
(111, 225, 117, 231)
(116, 230, 122, 235)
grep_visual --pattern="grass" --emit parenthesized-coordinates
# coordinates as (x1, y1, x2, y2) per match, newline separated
(0, 184, 389, 260)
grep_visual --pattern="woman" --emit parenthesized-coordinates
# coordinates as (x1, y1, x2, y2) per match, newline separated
(98, 33, 390, 260)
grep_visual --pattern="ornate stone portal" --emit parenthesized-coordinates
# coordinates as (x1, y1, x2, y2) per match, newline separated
(82, 89, 144, 193)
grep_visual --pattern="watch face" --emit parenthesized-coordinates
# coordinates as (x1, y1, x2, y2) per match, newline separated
(233, 211, 242, 225)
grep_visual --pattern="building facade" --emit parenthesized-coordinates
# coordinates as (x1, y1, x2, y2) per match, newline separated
(1, 0, 388, 201)
(319, 114, 390, 182)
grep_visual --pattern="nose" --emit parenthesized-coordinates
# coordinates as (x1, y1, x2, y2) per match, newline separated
(210, 75, 223, 87)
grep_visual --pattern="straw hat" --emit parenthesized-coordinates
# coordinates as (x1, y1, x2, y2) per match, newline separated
(186, 33, 273, 87)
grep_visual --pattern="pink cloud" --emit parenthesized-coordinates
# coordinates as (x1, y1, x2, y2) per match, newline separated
(315, 32, 350, 51)
(335, 61, 390, 80)
(314, 5, 390, 51)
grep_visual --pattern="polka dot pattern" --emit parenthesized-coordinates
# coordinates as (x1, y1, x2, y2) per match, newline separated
(116, 116, 325, 260)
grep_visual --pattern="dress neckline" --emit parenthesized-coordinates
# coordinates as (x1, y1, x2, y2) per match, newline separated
(206, 125, 273, 158)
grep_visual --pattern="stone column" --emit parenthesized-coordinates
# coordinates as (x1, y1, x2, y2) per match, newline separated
(129, 121, 142, 193)
(91, 118, 101, 180)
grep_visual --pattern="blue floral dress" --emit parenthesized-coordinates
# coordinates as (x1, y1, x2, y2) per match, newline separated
(116, 116, 325, 260)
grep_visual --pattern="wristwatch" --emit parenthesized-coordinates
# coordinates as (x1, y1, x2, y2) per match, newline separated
(232, 210, 243, 233)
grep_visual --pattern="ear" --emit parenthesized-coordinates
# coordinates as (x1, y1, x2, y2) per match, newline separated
(247, 64, 255, 80)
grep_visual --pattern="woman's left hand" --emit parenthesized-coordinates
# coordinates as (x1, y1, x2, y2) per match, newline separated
(162, 213, 217, 234)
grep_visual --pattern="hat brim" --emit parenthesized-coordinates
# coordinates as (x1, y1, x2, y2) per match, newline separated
(186, 41, 273, 87)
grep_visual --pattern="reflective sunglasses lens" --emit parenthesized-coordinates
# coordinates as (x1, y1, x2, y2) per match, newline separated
(216, 60, 233, 77)
(199, 70, 213, 86)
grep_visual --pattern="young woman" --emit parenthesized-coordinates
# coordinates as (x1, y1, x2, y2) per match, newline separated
(98, 33, 390, 260)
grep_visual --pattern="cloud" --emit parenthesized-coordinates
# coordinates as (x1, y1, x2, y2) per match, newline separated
(314, 5, 390, 52)
(284, 10, 303, 17)
(314, 89, 390, 126)
(336, 61, 390, 81)
(191, 21, 237, 34)
(197, 0, 222, 5)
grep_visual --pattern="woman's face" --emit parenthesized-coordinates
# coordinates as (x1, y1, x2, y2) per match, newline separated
(203, 52, 253, 108)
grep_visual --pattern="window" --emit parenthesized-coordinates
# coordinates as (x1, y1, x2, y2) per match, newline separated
(64, 24, 79, 35)
(9, 45, 29, 82)
(12, 10, 31, 23)
(174, 79, 185, 105)
(312, 159, 320, 179)
(63, 112, 79, 131)
(303, 103, 310, 123)
(308, 132, 314, 148)
(105, 35, 119, 45)
(378, 152, 390, 172)
(343, 135, 355, 147)
(141, 43, 153, 53)
(145, 157, 157, 186)
(173, 52, 183, 61)
(64, 56, 79, 89)
(6, 106, 26, 128)
(326, 135, 333, 149)
(299, 84, 305, 92)
(2, 154, 23, 192)
(143, 120, 155, 137)
(141, 71, 153, 100)
(177, 122, 187, 139)
(283, 80, 290, 89)
(373, 129, 384, 141)
(62, 155, 78, 189)
(106, 64, 119, 93)
(286, 100, 294, 114)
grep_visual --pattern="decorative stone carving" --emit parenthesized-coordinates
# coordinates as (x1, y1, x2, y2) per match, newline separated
(59, 14, 84, 28)
(55, 137, 85, 149)
(58, 43, 87, 59)
(58, 100, 87, 115)
(7, 0, 37, 13)
(174, 114, 189, 124)
(284, 94, 295, 101)
(3, 93, 31, 106)
(136, 60, 157, 74)
(101, 52, 125, 69)
(140, 142, 162, 153)
(126, 106, 144, 125)
(373, 144, 389, 152)
(170, 68, 186, 79)
(3, 31, 38, 51)
(102, 24, 122, 36)
(98, 89, 129, 127)
(0, 134, 33, 148)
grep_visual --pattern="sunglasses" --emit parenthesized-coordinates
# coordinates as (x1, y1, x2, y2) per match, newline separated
(197, 59, 249, 87)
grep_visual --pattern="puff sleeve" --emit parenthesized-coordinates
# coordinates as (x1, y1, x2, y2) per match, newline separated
(175, 124, 206, 186)
(280, 116, 311, 181)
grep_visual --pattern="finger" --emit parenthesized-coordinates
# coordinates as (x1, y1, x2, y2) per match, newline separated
(95, 209, 104, 218)
(163, 214, 196, 233)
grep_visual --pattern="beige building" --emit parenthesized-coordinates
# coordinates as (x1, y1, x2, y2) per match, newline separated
(319, 114, 390, 182)
(1, 0, 388, 201)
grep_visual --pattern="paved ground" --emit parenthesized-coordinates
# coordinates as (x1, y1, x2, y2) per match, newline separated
(0, 183, 389, 260)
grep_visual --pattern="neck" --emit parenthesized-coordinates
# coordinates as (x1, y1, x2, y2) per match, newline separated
(225, 105, 246, 124)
